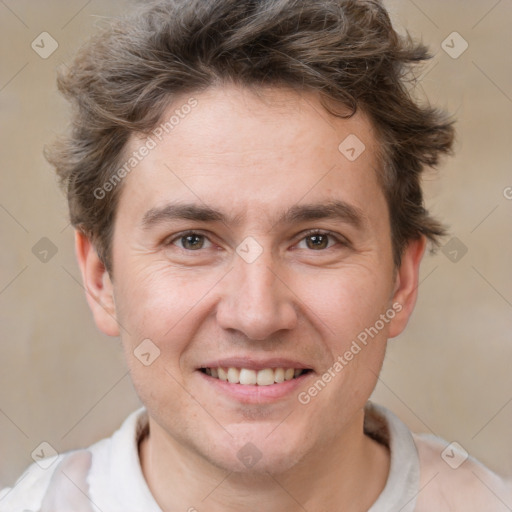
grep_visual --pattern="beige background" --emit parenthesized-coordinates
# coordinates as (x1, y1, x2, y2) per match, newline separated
(1, 0, 511, 489)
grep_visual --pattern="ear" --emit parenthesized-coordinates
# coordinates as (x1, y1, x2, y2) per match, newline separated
(74, 230, 120, 337)
(387, 236, 426, 339)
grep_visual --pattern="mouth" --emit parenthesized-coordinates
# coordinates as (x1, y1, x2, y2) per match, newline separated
(199, 367, 313, 386)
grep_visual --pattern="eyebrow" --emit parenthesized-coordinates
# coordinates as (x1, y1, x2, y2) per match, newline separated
(141, 200, 367, 231)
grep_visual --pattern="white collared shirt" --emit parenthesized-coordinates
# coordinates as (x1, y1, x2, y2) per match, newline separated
(1, 403, 510, 511)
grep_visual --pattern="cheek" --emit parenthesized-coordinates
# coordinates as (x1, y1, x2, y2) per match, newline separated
(112, 263, 212, 415)
(292, 263, 393, 405)
(115, 262, 204, 327)
(294, 263, 394, 343)
(112, 260, 231, 366)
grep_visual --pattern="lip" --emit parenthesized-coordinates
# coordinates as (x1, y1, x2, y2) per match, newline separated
(196, 368, 314, 404)
(198, 357, 313, 372)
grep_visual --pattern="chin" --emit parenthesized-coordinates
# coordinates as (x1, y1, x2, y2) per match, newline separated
(201, 429, 308, 476)
(211, 450, 305, 477)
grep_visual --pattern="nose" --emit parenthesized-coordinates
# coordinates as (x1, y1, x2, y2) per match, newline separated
(215, 251, 298, 341)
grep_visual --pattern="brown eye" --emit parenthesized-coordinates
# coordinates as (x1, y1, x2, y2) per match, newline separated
(305, 233, 330, 250)
(177, 234, 206, 250)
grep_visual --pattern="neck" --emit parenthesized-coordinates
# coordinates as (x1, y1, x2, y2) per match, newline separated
(139, 408, 390, 511)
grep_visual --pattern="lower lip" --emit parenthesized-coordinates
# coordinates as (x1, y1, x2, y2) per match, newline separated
(197, 370, 313, 404)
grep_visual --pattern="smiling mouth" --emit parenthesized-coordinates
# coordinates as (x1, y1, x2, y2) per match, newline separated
(199, 367, 313, 386)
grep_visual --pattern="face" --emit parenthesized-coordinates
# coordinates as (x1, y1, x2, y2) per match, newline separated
(79, 84, 424, 475)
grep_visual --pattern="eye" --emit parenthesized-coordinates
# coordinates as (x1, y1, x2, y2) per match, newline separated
(296, 230, 343, 251)
(169, 231, 213, 251)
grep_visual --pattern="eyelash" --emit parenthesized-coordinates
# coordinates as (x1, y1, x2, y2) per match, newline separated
(298, 229, 348, 250)
(166, 229, 349, 251)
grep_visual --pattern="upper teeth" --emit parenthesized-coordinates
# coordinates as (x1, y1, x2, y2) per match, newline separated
(204, 367, 305, 386)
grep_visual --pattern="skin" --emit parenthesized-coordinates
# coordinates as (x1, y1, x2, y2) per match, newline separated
(76, 83, 425, 511)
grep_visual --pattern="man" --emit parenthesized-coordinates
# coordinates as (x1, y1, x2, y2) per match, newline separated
(1, 0, 510, 510)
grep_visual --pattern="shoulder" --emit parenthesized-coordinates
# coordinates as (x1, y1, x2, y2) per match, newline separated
(0, 409, 145, 511)
(412, 432, 512, 511)
(0, 449, 95, 511)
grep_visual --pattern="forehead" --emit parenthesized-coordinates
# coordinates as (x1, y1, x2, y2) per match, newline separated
(118, 84, 386, 228)
(143, 84, 379, 165)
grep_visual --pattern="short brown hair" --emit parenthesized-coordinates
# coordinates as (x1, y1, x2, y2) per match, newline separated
(46, 0, 454, 272)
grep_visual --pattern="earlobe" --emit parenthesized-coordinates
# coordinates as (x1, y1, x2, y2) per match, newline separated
(388, 236, 426, 339)
(74, 231, 120, 337)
